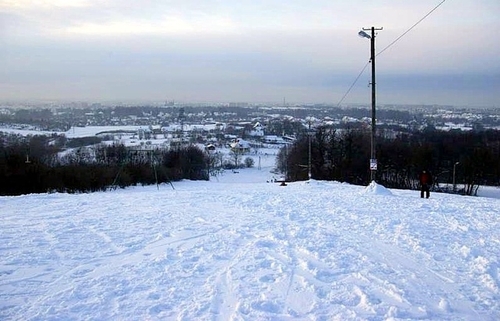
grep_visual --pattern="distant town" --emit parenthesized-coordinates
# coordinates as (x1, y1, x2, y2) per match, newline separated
(1, 102, 499, 145)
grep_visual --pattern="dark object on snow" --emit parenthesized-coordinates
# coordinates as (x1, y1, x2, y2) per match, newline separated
(419, 170, 433, 198)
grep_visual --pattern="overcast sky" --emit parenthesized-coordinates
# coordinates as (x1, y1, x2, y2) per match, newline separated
(1, 0, 499, 107)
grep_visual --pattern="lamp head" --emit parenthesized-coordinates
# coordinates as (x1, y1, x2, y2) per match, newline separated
(358, 30, 371, 39)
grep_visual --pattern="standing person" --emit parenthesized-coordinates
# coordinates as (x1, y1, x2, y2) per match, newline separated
(419, 170, 433, 198)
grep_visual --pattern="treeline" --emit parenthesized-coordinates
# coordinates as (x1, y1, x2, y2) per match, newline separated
(0, 135, 208, 195)
(277, 127, 500, 195)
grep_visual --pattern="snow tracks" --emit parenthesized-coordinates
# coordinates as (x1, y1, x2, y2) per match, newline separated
(1, 181, 499, 320)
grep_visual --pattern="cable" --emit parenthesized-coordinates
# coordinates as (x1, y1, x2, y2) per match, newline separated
(336, 61, 370, 108)
(335, 0, 447, 107)
(377, 0, 446, 57)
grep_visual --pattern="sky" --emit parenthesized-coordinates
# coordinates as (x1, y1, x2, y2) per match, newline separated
(1, 0, 499, 107)
(1, 149, 500, 320)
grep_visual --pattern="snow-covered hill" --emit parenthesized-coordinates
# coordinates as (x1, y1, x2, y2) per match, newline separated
(1, 155, 499, 320)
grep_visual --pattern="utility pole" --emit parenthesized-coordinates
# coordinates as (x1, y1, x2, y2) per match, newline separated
(453, 161, 460, 193)
(361, 26, 383, 182)
(308, 119, 312, 180)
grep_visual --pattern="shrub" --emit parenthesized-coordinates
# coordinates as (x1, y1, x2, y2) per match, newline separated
(244, 157, 254, 168)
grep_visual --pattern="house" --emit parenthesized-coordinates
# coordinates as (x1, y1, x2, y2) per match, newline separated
(249, 122, 265, 137)
(229, 138, 251, 152)
(205, 144, 216, 152)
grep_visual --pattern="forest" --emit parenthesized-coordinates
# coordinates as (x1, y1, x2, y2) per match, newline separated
(0, 134, 208, 195)
(277, 127, 500, 196)
(1, 127, 500, 196)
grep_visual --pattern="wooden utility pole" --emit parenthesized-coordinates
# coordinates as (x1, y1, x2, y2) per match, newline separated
(362, 26, 383, 182)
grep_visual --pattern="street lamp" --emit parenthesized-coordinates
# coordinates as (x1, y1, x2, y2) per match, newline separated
(306, 117, 314, 180)
(359, 26, 382, 182)
(453, 161, 460, 192)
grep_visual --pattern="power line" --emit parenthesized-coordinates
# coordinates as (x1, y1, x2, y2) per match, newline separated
(377, 0, 447, 57)
(335, 0, 447, 107)
(336, 61, 370, 108)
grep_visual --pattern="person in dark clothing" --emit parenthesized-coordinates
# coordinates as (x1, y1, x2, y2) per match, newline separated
(419, 170, 433, 198)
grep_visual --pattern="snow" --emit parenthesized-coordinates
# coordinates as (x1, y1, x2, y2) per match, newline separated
(64, 126, 142, 139)
(363, 181, 394, 196)
(0, 127, 60, 137)
(1, 154, 500, 321)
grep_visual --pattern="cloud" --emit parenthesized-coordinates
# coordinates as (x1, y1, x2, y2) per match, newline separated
(64, 15, 238, 37)
(375, 73, 500, 106)
(0, 0, 92, 9)
(0, 0, 499, 106)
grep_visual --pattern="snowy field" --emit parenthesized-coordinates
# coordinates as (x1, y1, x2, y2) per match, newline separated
(1, 153, 500, 321)
(0, 125, 220, 139)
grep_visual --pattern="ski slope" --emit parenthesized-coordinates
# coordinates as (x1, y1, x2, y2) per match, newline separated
(1, 153, 499, 320)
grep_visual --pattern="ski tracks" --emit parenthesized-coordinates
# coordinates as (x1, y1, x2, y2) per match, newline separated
(2, 182, 499, 320)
